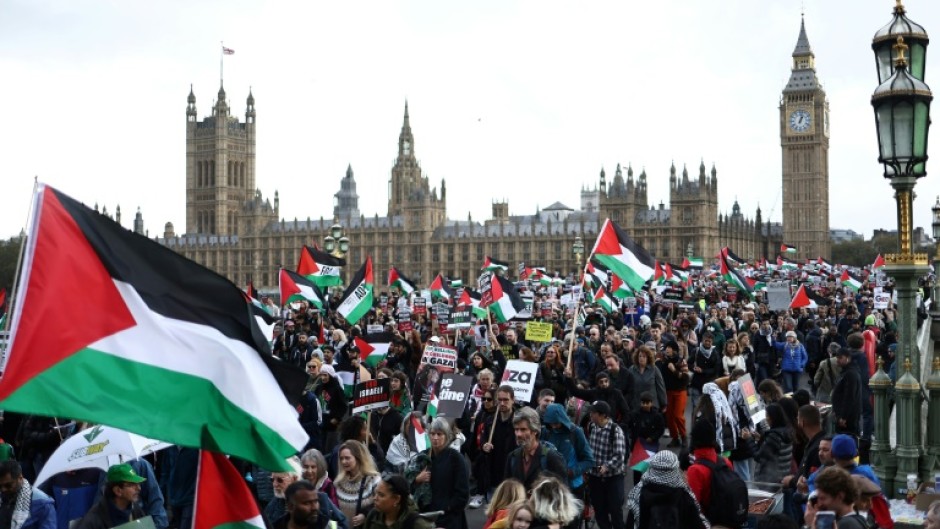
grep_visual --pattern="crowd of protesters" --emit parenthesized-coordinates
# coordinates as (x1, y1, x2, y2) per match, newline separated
(3, 263, 938, 529)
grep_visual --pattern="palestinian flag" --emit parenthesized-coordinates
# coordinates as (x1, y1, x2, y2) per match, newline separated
(722, 248, 748, 267)
(585, 260, 609, 289)
(841, 270, 863, 292)
(297, 245, 345, 288)
(458, 289, 487, 320)
(653, 261, 668, 285)
(806, 288, 831, 306)
(0, 185, 307, 471)
(872, 254, 886, 270)
(450, 279, 464, 288)
(790, 285, 816, 309)
(818, 257, 834, 271)
(429, 274, 454, 301)
(482, 256, 510, 273)
(745, 277, 767, 292)
(628, 439, 658, 473)
(388, 267, 416, 295)
(669, 263, 689, 283)
(781, 243, 798, 254)
(488, 276, 526, 323)
(682, 257, 704, 270)
(354, 332, 392, 368)
(244, 283, 277, 341)
(279, 268, 325, 309)
(778, 256, 800, 271)
(337, 257, 374, 325)
(720, 249, 753, 299)
(426, 390, 440, 418)
(589, 219, 656, 292)
(193, 450, 265, 529)
(610, 274, 633, 299)
(410, 414, 430, 452)
(592, 286, 617, 314)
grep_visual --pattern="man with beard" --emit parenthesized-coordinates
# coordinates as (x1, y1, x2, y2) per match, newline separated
(476, 386, 519, 507)
(263, 458, 301, 527)
(75, 464, 146, 529)
(0, 461, 54, 529)
(505, 408, 566, 491)
(274, 481, 335, 529)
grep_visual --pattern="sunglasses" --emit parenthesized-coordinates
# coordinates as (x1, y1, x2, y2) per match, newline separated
(273, 476, 288, 484)
(482, 397, 494, 402)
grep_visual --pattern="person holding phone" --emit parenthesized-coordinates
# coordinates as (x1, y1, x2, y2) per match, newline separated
(804, 467, 869, 529)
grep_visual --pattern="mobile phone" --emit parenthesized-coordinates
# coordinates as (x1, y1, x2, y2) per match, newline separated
(815, 511, 835, 529)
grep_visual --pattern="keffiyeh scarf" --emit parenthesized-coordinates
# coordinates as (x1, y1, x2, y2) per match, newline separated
(627, 451, 709, 529)
(702, 382, 738, 452)
(0, 478, 33, 529)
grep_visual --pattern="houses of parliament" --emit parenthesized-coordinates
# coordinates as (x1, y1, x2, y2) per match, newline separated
(150, 19, 828, 292)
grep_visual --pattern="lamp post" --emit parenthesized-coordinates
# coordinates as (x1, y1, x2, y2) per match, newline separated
(323, 221, 349, 284)
(870, 4, 933, 493)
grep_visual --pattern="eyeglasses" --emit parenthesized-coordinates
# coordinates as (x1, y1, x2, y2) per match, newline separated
(482, 397, 494, 402)
(273, 476, 289, 484)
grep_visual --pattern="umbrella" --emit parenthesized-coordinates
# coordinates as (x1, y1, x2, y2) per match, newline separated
(35, 424, 171, 486)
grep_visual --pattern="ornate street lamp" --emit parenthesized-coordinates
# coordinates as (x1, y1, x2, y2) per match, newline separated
(324, 222, 350, 259)
(870, 16, 933, 495)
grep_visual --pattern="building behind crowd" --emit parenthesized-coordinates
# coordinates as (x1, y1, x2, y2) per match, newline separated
(144, 21, 848, 292)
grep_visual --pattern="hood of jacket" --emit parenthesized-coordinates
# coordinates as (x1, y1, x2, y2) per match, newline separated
(542, 403, 574, 431)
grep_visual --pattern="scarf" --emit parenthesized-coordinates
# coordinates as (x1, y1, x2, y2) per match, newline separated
(702, 382, 738, 452)
(0, 479, 32, 529)
(627, 452, 709, 529)
(728, 381, 754, 430)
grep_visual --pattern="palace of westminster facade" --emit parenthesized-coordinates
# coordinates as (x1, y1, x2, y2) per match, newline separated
(145, 20, 827, 291)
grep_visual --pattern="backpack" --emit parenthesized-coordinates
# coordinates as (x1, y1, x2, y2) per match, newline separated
(696, 458, 749, 528)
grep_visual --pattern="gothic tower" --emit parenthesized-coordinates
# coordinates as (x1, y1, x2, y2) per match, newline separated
(334, 164, 361, 220)
(387, 102, 446, 228)
(780, 18, 831, 260)
(185, 84, 257, 235)
(670, 160, 720, 258)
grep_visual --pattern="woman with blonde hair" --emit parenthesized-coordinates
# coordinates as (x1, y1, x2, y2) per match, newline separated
(334, 440, 381, 527)
(526, 476, 583, 529)
(483, 479, 526, 529)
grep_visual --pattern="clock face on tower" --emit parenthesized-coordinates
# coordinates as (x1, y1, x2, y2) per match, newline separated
(403, 141, 411, 155)
(789, 109, 812, 133)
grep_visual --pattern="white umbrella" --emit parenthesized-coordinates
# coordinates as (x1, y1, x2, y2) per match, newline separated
(35, 424, 171, 486)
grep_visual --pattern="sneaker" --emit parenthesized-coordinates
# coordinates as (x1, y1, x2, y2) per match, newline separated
(469, 495, 484, 509)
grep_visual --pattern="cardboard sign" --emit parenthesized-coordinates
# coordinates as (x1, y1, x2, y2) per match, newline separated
(352, 378, 390, 414)
(473, 324, 490, 347)
(517, 292, 534, 319)
(873, 287, 890, 310)
(478, 272, 494, 307)
(417, 345, 458, 402)
(500, 359, 539, 403)
(766, 281, 791, 311)
(541, 302, 553, 318)
(397, 309, 413, 332)
(413, 297, 427, 315)
(448, 305, 473, 329)
(738, 374, 766, 425)
(525, 321, 554, 342)
(420, 344, 458, 369)
(435, 374, 473, 419)
(367, 324, 384, 334)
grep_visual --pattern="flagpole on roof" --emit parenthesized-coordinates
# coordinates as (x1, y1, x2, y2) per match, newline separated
(2, 177, 39, 365)
(219, 41, 223, 86)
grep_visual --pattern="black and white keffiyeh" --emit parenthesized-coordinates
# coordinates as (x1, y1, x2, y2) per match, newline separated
(702, 382, 738, 452)
(0, 478, 33, 529)
(626, 451, 710, 529)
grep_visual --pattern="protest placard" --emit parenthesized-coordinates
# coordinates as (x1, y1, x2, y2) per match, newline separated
(663, 288, 684, 304)
(541, 302, 553, 318)
(435, 374, 472, 418)
(397, 309, 413, 332)
(500, 360, 539, 403)
(738, 374, 766, 425)
(479, 271, 494, 307)
(873, 287, 890, 310)
(413, 297, 427, 315)
(367, 324, 384, 334)
(352, 378, 390, 414)
(517, 292, 534, 319)
(416, 345, 458, 403)
(525, 321, 553, 342)
(766, 281, 791, 311)
(448, 305, 473, 329)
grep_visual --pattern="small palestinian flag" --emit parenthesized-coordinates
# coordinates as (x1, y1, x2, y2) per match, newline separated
(722, 248, 748, 267)
(458, 288, 487, 319)
(411, 415, 430, 452)
(818, 257, 833, 271)
(745, 277, 767, 292)
(297, 245, 345, 288)
(720, 249, 753, 299)
(279, 268, 325, 309)
(777, 256, 800, 271)
(450, 279, 464, 288)
(589, 219, 656, 292)
(628, 439, 658, 473)
(592, 286, 617, 314)
(337, 257, 374, 325)
(872, 254, 886, 270)
(781, 243, 798, 254)
(0, 185, 307, 471)
(482, 256, 510, 273)
(426, 390, 440, 418)
(388, 267, 416, 295)
(429, 274, 454, 301)
(354, 332, 392, 368)
(790, 285, 816, 309)
(193, 450, 265, 529)
(682, 257, 704, 270)
(488, 276, 526, 323)
(841, 270, 863, 292)
(610, 274, 633, 299)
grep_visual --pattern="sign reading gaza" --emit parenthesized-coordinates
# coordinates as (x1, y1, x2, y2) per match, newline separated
(420, 344, 458, 369)
(352, 378, 390, 414)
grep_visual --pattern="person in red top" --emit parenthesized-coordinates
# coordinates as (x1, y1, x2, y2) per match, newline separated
(685, 418, 733, 510)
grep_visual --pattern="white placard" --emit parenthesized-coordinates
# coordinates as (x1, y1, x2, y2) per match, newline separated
(499, 359, 539, 402)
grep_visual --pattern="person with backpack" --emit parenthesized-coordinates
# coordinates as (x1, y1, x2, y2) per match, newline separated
(540, 404, 595, 506)
(585, 400, 627, 529)
(686, 419, 749, 529)
(504, 408, 567, 492)
(625, 451, 709, 529)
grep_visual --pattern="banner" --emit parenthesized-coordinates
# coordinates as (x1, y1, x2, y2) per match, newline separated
(500, 359, 539, 403)
(766, 281, 791, 311)
(352, 378, 390, 414)
(397, 308, 413, 332)
(435, 374, 472, 418)
(873, 287, 890, 310)
(525, 321, 554, 342)
(541, 302, 553, 318)
(448, 305, 473, 329)
(416, 345, 458, 402)
(413, 297, 427, 315)
(478, 271, 494, 307)
(367, 324, 384, 334)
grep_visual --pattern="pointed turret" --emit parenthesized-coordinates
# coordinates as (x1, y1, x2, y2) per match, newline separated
(116, 205, 122, 226)
(793, 17, 812, 57)
(599, 167, 606, 190)
(186, 84, 197, 120)
(682, 164, 689, 183)
(784, 17, 819, 92)
(134, 207, 144, 235)
(213, 82, 229, 116)
(399, 101, 414, 159)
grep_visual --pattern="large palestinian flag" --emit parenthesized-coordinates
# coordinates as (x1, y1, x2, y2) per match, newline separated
(279, 268, 326, 309)
(297, 245, 345, 288)
(589, 219, 656, 292)
(388, 267, 416, 295)
(0, 185, 307, 471)
(193, 450, 265, 529)
(488, 276, 526, 323)
(429, 274, 454, 301)
(841, 270, 863, 292)
(337, 257, 374, 325)
(720, 248, 754, 300)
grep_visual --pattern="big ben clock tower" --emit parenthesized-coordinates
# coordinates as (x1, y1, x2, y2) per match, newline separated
(780, 17, 830, 261)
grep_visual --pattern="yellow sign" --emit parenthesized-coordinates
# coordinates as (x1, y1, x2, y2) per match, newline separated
(525, 321, 554, 342)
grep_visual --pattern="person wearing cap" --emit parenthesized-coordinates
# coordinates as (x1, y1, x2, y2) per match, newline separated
(830, 346, 862, 438)
(585, 400, 626, 529)
(773, 330, 807, 394)
(75, 464, 146, 529)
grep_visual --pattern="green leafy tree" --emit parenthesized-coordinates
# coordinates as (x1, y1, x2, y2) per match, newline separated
(0, 236, 24, 301)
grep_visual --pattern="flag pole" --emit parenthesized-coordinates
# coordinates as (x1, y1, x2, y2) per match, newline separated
(219, 41, 224, 86)
(1, 177, 39, 348)
(566, 267, 587, 373)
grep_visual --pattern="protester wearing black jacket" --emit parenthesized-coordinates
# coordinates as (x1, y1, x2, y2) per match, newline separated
(830, 349, 862, 437)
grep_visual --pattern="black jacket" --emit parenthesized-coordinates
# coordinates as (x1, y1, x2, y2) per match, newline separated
(625, 482, 708, 529)
(420, 448, 470, 529)
(505, 442, 568, 491)
(75, 496, 146, 529)
(689, 346, 720, 391)
(831, 362, 862, 435)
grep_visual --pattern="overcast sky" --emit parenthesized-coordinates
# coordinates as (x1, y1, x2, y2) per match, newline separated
(2, 0, 939, 243)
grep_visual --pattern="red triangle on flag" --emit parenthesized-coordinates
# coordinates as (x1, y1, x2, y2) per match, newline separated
(354, 336, 375, 362)
(193, 450, 262, 529)
(790, 285, 811, 309)
(297, 246, 320, 276)
(872, 254, 885, 269)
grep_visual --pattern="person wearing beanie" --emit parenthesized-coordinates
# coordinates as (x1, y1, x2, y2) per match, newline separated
(315, 364, 349, 452)
(625, 451, 709, 529)
(685, 418, 734, 511)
